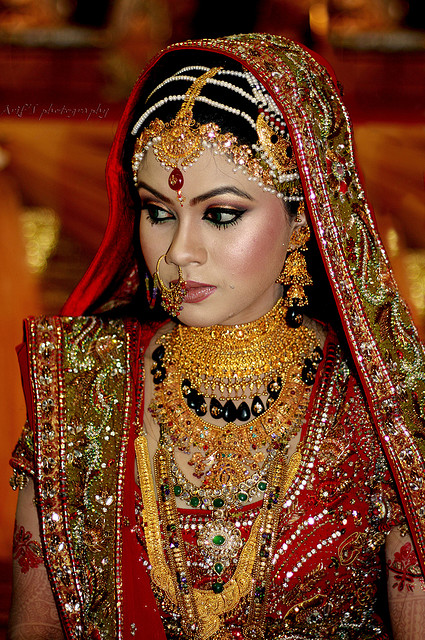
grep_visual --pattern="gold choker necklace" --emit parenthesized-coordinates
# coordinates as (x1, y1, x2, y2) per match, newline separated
(150, 299, 321, 493)
(158, 299, 305, 398)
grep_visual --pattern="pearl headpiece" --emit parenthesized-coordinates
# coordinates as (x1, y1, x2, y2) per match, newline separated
(131, 66, 302, 202)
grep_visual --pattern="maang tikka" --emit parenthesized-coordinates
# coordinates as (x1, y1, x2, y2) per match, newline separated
(133, 67, 222, 206)
(277, 207, 312, 327)
(154, 254, 187, 317)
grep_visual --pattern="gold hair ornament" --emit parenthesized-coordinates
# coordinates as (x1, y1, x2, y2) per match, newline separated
(132, 70, 303, 202)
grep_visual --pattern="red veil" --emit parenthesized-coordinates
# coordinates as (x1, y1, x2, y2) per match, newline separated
(63, 34, 425, 574)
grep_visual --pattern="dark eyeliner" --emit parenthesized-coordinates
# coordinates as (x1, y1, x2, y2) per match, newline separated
(142, 202, 173, 225)
(204, 207, 246, 229)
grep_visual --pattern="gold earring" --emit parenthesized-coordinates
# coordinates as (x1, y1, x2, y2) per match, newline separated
(295, 200, 305, 223)
(154, 254, 187, 317)
(276, 225, 312, 327)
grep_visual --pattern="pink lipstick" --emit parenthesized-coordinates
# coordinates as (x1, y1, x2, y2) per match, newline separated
(182, 281, 216, 303)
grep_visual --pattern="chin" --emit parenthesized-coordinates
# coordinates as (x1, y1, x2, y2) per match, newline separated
(177, 305, 225, 328)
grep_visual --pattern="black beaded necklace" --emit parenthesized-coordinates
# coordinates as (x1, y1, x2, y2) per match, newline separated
(151, 342, 323, 423)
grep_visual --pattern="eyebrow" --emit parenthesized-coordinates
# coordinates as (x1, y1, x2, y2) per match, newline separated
(137, 182, 254, 206)
(190, 186, 254, 205)
(137, 181, 173, 204)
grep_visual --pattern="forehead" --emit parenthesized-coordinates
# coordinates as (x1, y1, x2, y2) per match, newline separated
(137, 147, 285, 208)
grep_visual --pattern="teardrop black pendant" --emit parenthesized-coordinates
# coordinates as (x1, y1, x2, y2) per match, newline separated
(267, 377, 282, 399)
(311, 346, 324, 365)
(181, 378, 192, 397)
(195, 396, 207, 417)
(285, 305, 304, 328)
(210, 397, 223, 419)
(152, 366, 166, 384)
(266, 396, 276, 409)
(186, 389, 208, 416)
(301, 359, 316, 385)
(223, 400, 237, 423)
(236, 401, 251, 422)
(251, 396, 265, 417)
(152, 344, 165, 363)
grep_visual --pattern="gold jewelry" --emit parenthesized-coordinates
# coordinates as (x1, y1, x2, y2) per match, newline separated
(295, 200, 305, 223)
(154, 254, 187, 317)
(256, 112, 298, 173)
(133, 67, 222, 205)
(158, 299, 309, 396)
(150, 299, 319, 490)
(151, 360, 309, 490)
(169, 446, 276, 510)
(276, 226, 312, 310)
(131, 68, 303, 202)
(134, 431, 302, 639)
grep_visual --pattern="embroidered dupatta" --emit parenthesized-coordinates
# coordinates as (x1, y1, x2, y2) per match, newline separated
(61, 34, 425, 576)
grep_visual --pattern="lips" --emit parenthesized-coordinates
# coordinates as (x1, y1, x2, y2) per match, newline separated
(182, 280, 216, 303)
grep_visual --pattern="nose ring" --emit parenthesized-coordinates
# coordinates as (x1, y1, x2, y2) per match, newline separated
(154, 254, 187, 317)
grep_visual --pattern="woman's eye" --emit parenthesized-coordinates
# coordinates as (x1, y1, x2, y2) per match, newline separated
(204, 207, 245, 228)
(143, 203, 173, 224)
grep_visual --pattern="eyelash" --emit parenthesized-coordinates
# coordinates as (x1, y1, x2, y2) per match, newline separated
(142, 204, 172, 225)
(204, 207, 245, 229)
(142, 203, 245, 229)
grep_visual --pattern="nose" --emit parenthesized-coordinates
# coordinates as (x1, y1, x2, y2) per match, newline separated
(165, 218, 207, 269)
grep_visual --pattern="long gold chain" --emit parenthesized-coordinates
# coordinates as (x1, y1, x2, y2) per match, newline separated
(135, 432, 301, 639)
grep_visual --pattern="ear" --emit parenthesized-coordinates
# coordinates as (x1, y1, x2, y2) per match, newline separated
(288, 202, 309, 250)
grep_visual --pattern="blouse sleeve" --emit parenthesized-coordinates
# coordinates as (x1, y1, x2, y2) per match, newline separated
(10, 336, 35, 490)
(10, 419, 35, 489)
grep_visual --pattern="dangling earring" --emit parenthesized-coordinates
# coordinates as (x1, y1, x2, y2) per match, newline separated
(145, 272, 158, 309)
(276, 222, 312, 328)
(154, 254, 187, 317)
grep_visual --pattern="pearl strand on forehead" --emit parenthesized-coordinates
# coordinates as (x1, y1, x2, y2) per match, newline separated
(131, 96, 185, 135)
(148, 66, 250, 99)
(245, 72, 285, 128)
(196, 96, 256, 128)
(135, 66, 262, 136)
(132, 136, 301, 203)
(174, 66, 247, 78)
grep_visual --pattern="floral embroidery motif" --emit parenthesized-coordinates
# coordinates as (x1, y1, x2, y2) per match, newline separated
(13, 522, 43, 573)
(387, 542, 422, 592)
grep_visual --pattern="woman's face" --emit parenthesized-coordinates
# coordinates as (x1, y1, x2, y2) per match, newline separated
(138, 148, 305, 327)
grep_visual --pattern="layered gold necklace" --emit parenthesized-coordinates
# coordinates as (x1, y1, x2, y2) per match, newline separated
(135, 432, 302, 639)
(137, 300, 323, 638)
(149, 299, 321, 497)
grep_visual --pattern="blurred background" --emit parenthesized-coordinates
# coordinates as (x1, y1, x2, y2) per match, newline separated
(0, 0, 424, 632)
